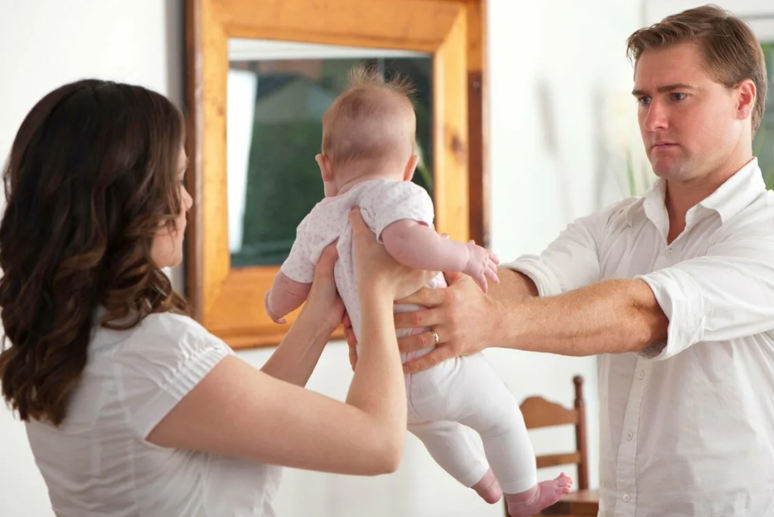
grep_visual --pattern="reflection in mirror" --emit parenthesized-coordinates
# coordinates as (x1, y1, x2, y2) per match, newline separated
(227, 39, 433, 268)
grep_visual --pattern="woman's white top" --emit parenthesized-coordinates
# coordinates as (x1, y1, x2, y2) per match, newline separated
(25, 312, 282, 516)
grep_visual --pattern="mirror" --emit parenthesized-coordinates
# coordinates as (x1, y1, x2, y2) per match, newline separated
(226, 40, 433, 268)
(185, 0, 485, 347)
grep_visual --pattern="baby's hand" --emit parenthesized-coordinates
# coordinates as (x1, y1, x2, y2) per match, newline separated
(463, 241, 500, 293)
(264, 290, 287, 324)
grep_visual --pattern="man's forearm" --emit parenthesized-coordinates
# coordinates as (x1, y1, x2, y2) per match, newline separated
(488, 267, 539, 301)
(492, 278, 668, 356)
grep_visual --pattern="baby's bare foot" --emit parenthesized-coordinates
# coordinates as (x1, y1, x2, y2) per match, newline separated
(505, 473, 572, 517)
(471, 469, 502, 504)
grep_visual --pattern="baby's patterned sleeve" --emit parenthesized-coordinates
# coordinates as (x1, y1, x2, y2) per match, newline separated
(365, 181, 436, 242)
(280, 215, 315, 283)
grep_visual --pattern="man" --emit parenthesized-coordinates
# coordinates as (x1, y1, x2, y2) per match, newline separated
(351, 5, 773, 516)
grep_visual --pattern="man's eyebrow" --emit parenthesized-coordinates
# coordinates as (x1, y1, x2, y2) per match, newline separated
(632, 83, 697, 96)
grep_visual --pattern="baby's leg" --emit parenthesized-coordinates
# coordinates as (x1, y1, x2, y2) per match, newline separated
(450, 355, 572, 516)
(408, 421, 502, 504)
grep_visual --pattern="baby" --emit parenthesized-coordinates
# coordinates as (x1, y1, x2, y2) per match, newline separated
(265, 67, 572, 516)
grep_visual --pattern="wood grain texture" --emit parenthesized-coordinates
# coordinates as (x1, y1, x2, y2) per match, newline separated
(520, 396, 580, 429)
(186, 0, 486, 346)
(215, 0, 462, 52)
(433, 8, 469, 241)
(508, 376, 599, 517)
(466, 0, 489, 247)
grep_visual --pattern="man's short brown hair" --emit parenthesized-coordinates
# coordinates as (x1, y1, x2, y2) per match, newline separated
(626, 4, 767, 134)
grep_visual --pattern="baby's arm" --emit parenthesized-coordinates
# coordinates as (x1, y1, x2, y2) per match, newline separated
(265, 272, 312, 324)
(381, 220, 499, 292)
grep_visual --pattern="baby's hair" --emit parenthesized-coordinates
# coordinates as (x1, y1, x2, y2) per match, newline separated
(346, 65, 417, 100)
(322, 65, 417, 167)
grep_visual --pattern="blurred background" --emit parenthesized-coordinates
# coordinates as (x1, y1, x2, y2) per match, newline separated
(0, 1, 772, 516)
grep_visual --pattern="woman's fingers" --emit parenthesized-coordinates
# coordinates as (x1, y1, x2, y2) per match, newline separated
(315, 240, 339, 279)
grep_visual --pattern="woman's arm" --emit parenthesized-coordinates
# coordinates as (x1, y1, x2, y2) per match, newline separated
(261, 246, 341, 386)
(147, 209, 427, 475)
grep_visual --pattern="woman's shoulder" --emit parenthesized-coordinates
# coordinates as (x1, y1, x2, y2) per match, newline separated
(87, 311, 234, 441)
(93, 311, 233, 372)
(134, 311, 211, 340)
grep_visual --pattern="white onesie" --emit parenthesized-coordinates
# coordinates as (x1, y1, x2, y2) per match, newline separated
(281, 179, 537, 494)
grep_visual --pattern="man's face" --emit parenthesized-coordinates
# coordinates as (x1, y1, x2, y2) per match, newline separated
(633, 42, 745, 183)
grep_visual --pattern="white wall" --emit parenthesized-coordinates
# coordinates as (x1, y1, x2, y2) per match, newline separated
(0, 0, 645, 515)
(0, 0, 185, 514)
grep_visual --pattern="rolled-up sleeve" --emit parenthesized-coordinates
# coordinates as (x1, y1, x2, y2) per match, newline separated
(504, 212, 604, 297)
(638, 235, 774, 360)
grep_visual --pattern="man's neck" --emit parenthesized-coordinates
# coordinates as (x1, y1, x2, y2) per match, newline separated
(665, 153, 753, 243)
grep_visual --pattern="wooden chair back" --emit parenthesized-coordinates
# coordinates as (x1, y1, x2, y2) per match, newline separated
(519, 375, 589, 490)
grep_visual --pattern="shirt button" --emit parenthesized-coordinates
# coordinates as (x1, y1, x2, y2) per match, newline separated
(623, 494, 631, 502)
(627, 432, 634, 440)
(665, 248, 673, 256)
(638, 370, 645, 380)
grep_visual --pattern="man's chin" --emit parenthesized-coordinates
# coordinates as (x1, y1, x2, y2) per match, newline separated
(650, 158, 687, 181)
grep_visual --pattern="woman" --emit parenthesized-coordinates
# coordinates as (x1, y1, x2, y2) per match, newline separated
(0, 79, 428, 516)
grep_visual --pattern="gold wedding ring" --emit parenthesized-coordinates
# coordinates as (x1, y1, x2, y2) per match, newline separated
(432, 331, 440, 345)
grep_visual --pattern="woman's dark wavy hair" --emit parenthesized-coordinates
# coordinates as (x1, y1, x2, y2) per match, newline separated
(0, 79, 189, 425)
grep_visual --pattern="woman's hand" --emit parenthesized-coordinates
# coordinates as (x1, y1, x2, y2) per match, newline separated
(349, 208, 433, 301)
(299, 241, 345, 334)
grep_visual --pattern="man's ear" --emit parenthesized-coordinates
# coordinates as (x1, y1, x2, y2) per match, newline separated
(735, 78, 756, 124)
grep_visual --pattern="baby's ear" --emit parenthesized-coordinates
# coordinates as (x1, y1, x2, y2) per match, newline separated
(316, 154, 334, 182)
(403, 155, 419, 182)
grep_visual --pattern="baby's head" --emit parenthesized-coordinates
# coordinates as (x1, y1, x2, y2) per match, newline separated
(316, 66, 418, 196)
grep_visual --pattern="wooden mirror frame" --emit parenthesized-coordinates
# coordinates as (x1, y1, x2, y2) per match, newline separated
(184, 0, 489, 349)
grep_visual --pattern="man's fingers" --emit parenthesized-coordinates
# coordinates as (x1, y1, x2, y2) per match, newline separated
(393, 307, 443, 331)
(403, 347, 455, 374)
(397, 330, 439, 354)
(396, 286, 445, 307)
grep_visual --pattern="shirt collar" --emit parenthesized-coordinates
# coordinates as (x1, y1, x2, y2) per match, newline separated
(625, 158, 765, 227)
(697, 158, 765, 223)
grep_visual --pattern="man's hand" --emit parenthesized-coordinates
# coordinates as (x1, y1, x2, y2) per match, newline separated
(345, 268, 537, 373)
(395, 271, 500, 373)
